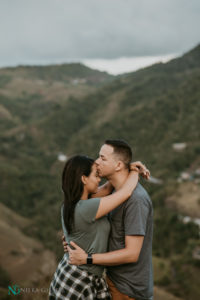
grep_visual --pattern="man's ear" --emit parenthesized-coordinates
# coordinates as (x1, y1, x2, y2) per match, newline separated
(115, 161, 124, 172)
(81, 175, 87, 185)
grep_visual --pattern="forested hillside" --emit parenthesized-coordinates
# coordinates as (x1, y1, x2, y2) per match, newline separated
(0, 46, 200, 299)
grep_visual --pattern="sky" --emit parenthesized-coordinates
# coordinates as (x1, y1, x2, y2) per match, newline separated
(0, 0, 200, 74)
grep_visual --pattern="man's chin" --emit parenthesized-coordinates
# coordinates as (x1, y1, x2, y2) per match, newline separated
(98, 171, 104, 177)
(97, 169, 102, 175)
(100, 174, 106, 179)
(97, 169, 106, 178)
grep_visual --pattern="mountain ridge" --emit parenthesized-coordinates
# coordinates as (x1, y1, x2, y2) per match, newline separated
(0, 44, 200, 300)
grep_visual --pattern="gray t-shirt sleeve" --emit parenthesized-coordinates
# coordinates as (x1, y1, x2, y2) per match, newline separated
(78, 198, 100, 223)
(124, 196, 149, 236)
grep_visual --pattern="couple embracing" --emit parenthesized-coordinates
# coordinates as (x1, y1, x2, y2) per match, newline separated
(49, 139, 153, 300)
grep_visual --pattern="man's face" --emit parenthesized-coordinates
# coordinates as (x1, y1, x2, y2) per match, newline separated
(95, 144, 118, 178)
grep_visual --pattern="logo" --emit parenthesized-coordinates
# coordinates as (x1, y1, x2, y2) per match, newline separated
(8, 284, 21, 295)
(8, 284, 49, 295)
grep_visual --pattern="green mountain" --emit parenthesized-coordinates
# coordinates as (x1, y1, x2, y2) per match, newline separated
(0, 63, 113, 129)
(36, 44, 200, 178)
(0, 46, 200, 300)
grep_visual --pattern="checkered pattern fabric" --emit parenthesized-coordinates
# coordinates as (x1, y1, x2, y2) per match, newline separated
(49, 254, 111, 300)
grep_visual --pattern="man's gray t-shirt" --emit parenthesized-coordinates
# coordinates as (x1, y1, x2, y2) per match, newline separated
(107, 183, 153, 300)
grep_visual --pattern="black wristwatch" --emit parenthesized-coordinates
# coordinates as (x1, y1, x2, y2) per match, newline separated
(87, 253, 93, 264)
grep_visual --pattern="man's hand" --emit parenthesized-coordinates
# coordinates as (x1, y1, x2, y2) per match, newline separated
(62, 235, 68, 252)
(67, 241, 87, 265)
(130, 161, 150, 180)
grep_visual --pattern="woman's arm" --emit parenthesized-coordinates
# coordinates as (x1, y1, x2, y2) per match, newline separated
(91, 181, 113, 198)
(95, 170, 138, 219)
(91, 161, 149, 199)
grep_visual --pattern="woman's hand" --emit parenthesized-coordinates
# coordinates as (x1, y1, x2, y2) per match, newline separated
(67, 241, 87, 265)
(130, 161, 150, 180)
(62, 235, 68, 252)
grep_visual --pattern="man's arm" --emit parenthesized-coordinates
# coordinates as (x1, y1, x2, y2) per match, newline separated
(67, 235, 144, 266)
(93, 235, 144, 265)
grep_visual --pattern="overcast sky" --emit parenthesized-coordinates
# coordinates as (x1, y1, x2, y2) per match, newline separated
(0, 0, 200, 72)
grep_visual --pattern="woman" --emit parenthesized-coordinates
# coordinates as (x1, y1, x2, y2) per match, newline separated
(49, 155, 148, 300)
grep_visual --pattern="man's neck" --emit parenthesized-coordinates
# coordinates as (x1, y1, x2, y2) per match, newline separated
(107, 169, 129, 191)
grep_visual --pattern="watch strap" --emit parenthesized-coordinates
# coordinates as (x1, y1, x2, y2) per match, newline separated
(87, 253, 93, 264)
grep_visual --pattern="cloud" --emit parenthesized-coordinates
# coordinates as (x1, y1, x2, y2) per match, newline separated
(0, 0, 199, 66)
(82, 54, 177, 75)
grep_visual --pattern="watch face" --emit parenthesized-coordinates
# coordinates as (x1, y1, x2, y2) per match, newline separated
(87, 254, 93, 264)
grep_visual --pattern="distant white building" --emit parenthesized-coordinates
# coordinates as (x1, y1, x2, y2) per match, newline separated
(172, 143, 187, 151)
(182, 216, 192, 224)
(57, 153, 67, 162)
(193, 246, 200, 260)
(195, 168, 200, 177)
(180, 172, 191, 181)
(71, 78, 87, 85)
(182, 215, 200, 228)
(177, 167, 200, 183)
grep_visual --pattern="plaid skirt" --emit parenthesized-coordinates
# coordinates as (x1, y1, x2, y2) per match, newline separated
(49, 254, 111, 300)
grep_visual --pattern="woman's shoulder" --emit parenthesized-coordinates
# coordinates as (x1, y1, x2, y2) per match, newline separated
(77, 197, 100, 208)
(75, 198, 101, 223)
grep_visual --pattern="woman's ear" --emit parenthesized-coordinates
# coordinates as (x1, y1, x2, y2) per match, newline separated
(81, 175, 87, 185)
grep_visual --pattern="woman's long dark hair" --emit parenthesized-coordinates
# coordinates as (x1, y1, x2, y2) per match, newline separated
(62, 155, 94, 234)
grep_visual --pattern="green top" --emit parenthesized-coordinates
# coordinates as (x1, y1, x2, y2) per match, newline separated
(61, 198, 111, 277)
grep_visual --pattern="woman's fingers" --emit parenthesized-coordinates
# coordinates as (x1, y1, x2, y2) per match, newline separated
(131, 161, 151, 180)
(63, 239, 68, 252)
(140, 168, 150, 180)
(143, 171, 150, 180)
(145, 169, 150, 177)
(133, 161, 144, 169)
(146, 170, 150, 178)
(131, 161, 147, 173)
(131, 167, 139, 172)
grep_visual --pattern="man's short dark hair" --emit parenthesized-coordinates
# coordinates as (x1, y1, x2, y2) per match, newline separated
(104, 139, 132, 168)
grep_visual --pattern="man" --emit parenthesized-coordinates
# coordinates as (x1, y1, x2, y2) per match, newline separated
(64, 140, 153, 300)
